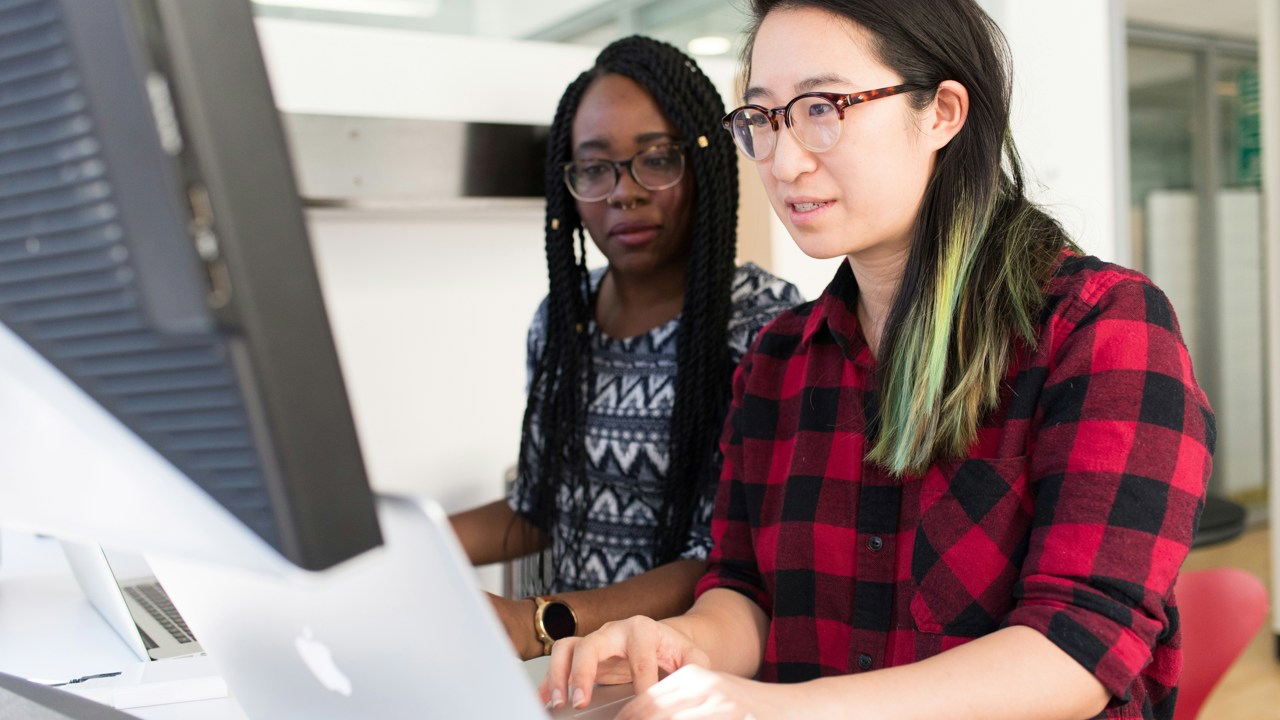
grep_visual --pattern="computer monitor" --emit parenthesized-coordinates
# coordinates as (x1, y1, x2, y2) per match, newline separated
(0, 0, 382, 572)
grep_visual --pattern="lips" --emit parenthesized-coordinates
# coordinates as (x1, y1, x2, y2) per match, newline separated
(792, 202, 828, 212)
(785, 196, 832, 212)
(608, 221, 661, 246)
(784, 196, 833, 224)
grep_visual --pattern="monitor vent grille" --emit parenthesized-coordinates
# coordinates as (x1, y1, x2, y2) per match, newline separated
(0, 1, 281, 548)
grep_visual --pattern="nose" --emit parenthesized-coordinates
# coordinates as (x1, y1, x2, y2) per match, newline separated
(606, 163, 647, 209)
(768, 126, 817, 184)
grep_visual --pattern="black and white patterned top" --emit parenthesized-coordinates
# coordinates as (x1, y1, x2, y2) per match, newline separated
(508, 262, 803, 592)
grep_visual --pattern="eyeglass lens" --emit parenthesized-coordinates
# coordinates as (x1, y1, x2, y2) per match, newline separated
(565, 144, 684, 201)
(729, 96, 843, 161)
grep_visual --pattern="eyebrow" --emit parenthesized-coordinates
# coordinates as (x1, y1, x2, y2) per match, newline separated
(574, 131, 678, 156)
(743, 73, 855, 104)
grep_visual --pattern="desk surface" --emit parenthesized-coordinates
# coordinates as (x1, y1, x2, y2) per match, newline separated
(0, 529, 246, 720)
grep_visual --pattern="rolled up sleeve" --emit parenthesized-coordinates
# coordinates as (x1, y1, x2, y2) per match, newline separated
(1007, 276, 1215, 700)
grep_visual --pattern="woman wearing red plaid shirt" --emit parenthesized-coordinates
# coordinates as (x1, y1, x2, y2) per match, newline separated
(538, 1, 1214, 719)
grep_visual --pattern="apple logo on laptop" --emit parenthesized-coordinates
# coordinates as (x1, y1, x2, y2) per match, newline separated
(295, 625, 353, 697)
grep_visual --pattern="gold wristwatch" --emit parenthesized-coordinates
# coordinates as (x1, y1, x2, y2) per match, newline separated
(532, 595, 578, 656)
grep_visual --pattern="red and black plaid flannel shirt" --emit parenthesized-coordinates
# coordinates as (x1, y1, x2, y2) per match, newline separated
(695, 253, 1215, 719)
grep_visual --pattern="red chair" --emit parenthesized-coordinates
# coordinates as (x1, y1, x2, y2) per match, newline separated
(1173, 567, 1270, 720)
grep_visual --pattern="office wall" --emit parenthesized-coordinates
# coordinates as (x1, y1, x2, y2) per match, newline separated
(304, 207, 542, 504)
(256, 19, 593, 125)
(980, 0, 1126, 263)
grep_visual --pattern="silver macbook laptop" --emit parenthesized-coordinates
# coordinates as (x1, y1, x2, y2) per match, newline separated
(146, 495, 635, 719)
(60, 541, 203, 662)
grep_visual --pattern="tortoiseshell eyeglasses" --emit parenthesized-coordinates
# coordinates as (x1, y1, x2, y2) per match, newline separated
(722, 83, 927, 161)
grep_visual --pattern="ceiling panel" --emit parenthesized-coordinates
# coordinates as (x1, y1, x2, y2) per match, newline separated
(1126, 0, 1259, 39)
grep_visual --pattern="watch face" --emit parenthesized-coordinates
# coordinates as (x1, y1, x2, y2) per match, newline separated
(542, 601, 576, 640)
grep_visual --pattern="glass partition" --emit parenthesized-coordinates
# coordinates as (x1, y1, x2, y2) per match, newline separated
(1129, 32, 1265, 507)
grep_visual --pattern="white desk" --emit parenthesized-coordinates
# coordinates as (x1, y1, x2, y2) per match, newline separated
(0, 528, 246, 719)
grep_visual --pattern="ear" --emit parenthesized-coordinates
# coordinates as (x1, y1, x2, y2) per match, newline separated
(922, 79, 968, 150)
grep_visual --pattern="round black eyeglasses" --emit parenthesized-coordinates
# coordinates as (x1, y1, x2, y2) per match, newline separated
(562, 143, 686, 202)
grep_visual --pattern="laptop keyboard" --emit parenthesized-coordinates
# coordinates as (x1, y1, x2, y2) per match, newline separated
(125, 583, 197, 644)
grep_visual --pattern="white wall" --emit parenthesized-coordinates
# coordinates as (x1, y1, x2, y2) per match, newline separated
(255, 18, 596, 124)
(304, 208, 542, 505)
(981, 0, 1126, 262)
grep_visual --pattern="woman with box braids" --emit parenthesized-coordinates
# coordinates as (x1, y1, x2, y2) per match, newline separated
(451, 36, 802, 661)
(534, 37, 741, 573)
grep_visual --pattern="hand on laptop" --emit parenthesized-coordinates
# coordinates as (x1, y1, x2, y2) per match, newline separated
(538, 616, 802, 719)
(539, 615, 702, 708)
(608, 664, 802, 720)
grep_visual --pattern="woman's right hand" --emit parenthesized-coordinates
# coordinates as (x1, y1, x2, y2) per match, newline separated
(538, 615, 711, 711)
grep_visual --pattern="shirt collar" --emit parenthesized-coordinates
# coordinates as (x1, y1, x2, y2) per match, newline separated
(802, 259, 874, 366)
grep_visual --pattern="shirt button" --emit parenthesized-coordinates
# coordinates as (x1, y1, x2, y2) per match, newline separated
(857, 654, 873, 671)
(867, 536, 884, 552)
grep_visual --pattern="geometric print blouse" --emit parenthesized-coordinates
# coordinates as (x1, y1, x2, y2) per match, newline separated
(509, 262, 803, 592)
